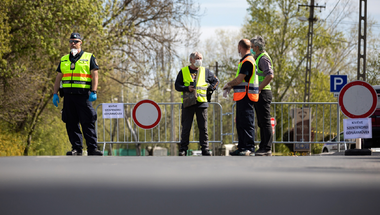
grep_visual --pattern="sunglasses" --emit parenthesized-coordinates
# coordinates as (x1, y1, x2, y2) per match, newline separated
(69, 40, 81, 44)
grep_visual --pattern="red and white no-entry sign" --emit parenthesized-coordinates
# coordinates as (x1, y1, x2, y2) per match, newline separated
(271, 117, 276, 135)
(132, 100, 161, 129)
(338, 80, 378, 118)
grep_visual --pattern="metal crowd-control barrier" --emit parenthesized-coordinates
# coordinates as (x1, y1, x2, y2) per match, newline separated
(224, 102, 354, 154)
(95, 101, 353, 156)
(95, 102, 223, 156)
(270, 102, 355, 153)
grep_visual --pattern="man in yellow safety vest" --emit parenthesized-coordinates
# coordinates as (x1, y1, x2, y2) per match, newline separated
(250, 35, 274, 156)
(52, 32, 102, 156)
(175, 52, 219, 156)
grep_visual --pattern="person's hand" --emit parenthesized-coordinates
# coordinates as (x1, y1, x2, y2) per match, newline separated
(89, 92, 97, 102)
(53, 94, 59, 107)
(222, 83, 231, 90)
(188, 86, 195, 92)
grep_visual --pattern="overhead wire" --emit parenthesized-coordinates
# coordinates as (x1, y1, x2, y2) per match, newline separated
(324, 0, 341, 21)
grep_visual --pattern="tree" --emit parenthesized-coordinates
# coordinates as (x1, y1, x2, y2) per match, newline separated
(101, 0, 201, 90)
(0, 0, 105, 155)
(0, 0, 202, 155)
(243, 0, 355, 103)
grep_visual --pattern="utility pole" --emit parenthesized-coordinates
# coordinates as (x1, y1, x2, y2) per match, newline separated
(357, 0, 367, 81)
(299, 0, 325, 103)
(170, 79, 176, 155)
(208, 62, 225, 154)
(209, 61, 226, 103)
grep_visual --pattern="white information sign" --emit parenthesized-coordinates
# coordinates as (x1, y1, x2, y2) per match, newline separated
(102, 103, 124, 119)
(343, 118, 372, 139)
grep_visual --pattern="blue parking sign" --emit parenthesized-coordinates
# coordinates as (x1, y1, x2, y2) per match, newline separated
(330, 75, 347, 93)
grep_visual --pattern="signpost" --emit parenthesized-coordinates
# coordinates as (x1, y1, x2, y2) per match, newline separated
(271, 117, 276, 135)
(291, 108, 312, 152)
(338, 81, 377, 155)
(338, 80, 377, 119)
(343, 118, 372, 139)
(132, 100, 162, 129)
(102, 103, 124, 119)
(330, 75, 347, 97)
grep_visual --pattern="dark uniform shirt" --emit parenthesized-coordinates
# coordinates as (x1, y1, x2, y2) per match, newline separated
(175, 66, 219, 108)
(56, 50, 99, 94)
(238, 54, 254, 82)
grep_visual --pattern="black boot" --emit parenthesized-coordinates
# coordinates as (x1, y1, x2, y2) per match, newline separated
(202, 149, 211, 156)
(88, 149, 103, 156)
(179, 150, 187, 156)
(66, 149, 82, 156)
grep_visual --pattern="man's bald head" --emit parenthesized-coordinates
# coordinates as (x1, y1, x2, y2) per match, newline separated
(238, 39, 251, 51)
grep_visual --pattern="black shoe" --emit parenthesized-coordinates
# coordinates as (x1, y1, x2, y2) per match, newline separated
(179, 150, 187, 156)
(66, 149, 82, 156)
(255, 149, 272, 156)
(229, 149, 251, 156)
(88, 149, 103, 156)
(202, 150, 211, 156)
(230, 149, 241, 156)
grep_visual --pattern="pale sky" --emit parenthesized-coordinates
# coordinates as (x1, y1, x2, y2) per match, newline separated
(197, 0, 380, 41)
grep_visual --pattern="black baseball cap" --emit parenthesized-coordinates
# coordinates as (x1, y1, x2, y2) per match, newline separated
(70, 33, 82, 40)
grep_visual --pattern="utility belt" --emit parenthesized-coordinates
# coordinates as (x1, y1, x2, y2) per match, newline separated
(59, 88, 91, 97)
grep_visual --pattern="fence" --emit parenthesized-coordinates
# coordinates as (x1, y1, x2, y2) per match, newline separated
(95, 102, 223, 155)
(95, 102, 352, 156)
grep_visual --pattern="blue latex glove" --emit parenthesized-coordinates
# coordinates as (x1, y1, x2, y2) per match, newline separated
(89, 92, 97, 102)
(53, 94, 59, 107)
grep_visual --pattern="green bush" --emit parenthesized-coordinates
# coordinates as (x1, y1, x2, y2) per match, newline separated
(0, 123, 25, 156)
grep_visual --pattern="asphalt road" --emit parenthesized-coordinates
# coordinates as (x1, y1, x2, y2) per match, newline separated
(0, 155, 379, 215)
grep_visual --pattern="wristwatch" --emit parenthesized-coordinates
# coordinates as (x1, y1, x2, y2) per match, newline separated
(91, 90, 97, 94)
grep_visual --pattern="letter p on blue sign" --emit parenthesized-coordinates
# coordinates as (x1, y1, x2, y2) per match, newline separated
(330, 75, 348, 93)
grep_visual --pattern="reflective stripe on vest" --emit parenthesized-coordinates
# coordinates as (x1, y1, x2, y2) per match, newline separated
(181, 66, 208, 103)
(256, 52, 272, 90)
(233, 56, 259, 102)
(60, 52, 92, 89)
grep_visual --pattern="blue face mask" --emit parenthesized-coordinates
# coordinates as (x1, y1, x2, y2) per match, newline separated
(250, 48, 256, 56)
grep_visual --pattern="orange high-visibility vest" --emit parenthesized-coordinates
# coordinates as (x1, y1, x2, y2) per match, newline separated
(233, 55, 259, 102)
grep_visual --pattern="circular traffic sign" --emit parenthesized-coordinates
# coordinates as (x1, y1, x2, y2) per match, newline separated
(270, 117, 276, 135)
(132, 100, 161, 129)
(338, 80, 377, 118)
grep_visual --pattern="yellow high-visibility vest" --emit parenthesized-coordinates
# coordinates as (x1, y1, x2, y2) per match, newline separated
(181, 66, 208, 103)
(60, 52, 92, 89)
(256, 52, 272, 90)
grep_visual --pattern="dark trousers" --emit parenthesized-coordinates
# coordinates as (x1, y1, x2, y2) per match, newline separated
(62, 94, 98, 152)
(180, 106, 208, 151)
(236, 95, 255, 151)
(254, 90, 273, 151)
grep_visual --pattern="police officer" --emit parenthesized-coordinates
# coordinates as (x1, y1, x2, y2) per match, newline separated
(250, 35, 274, 156)
(53, 33, 103, 156)
(223, 39, 259, 156)
(175, 52, 219, 156)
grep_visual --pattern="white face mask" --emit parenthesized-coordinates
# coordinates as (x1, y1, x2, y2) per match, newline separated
(71, 48, 79, 56)
(238, 49, 243, 58)
(194, 59, 202, 68)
